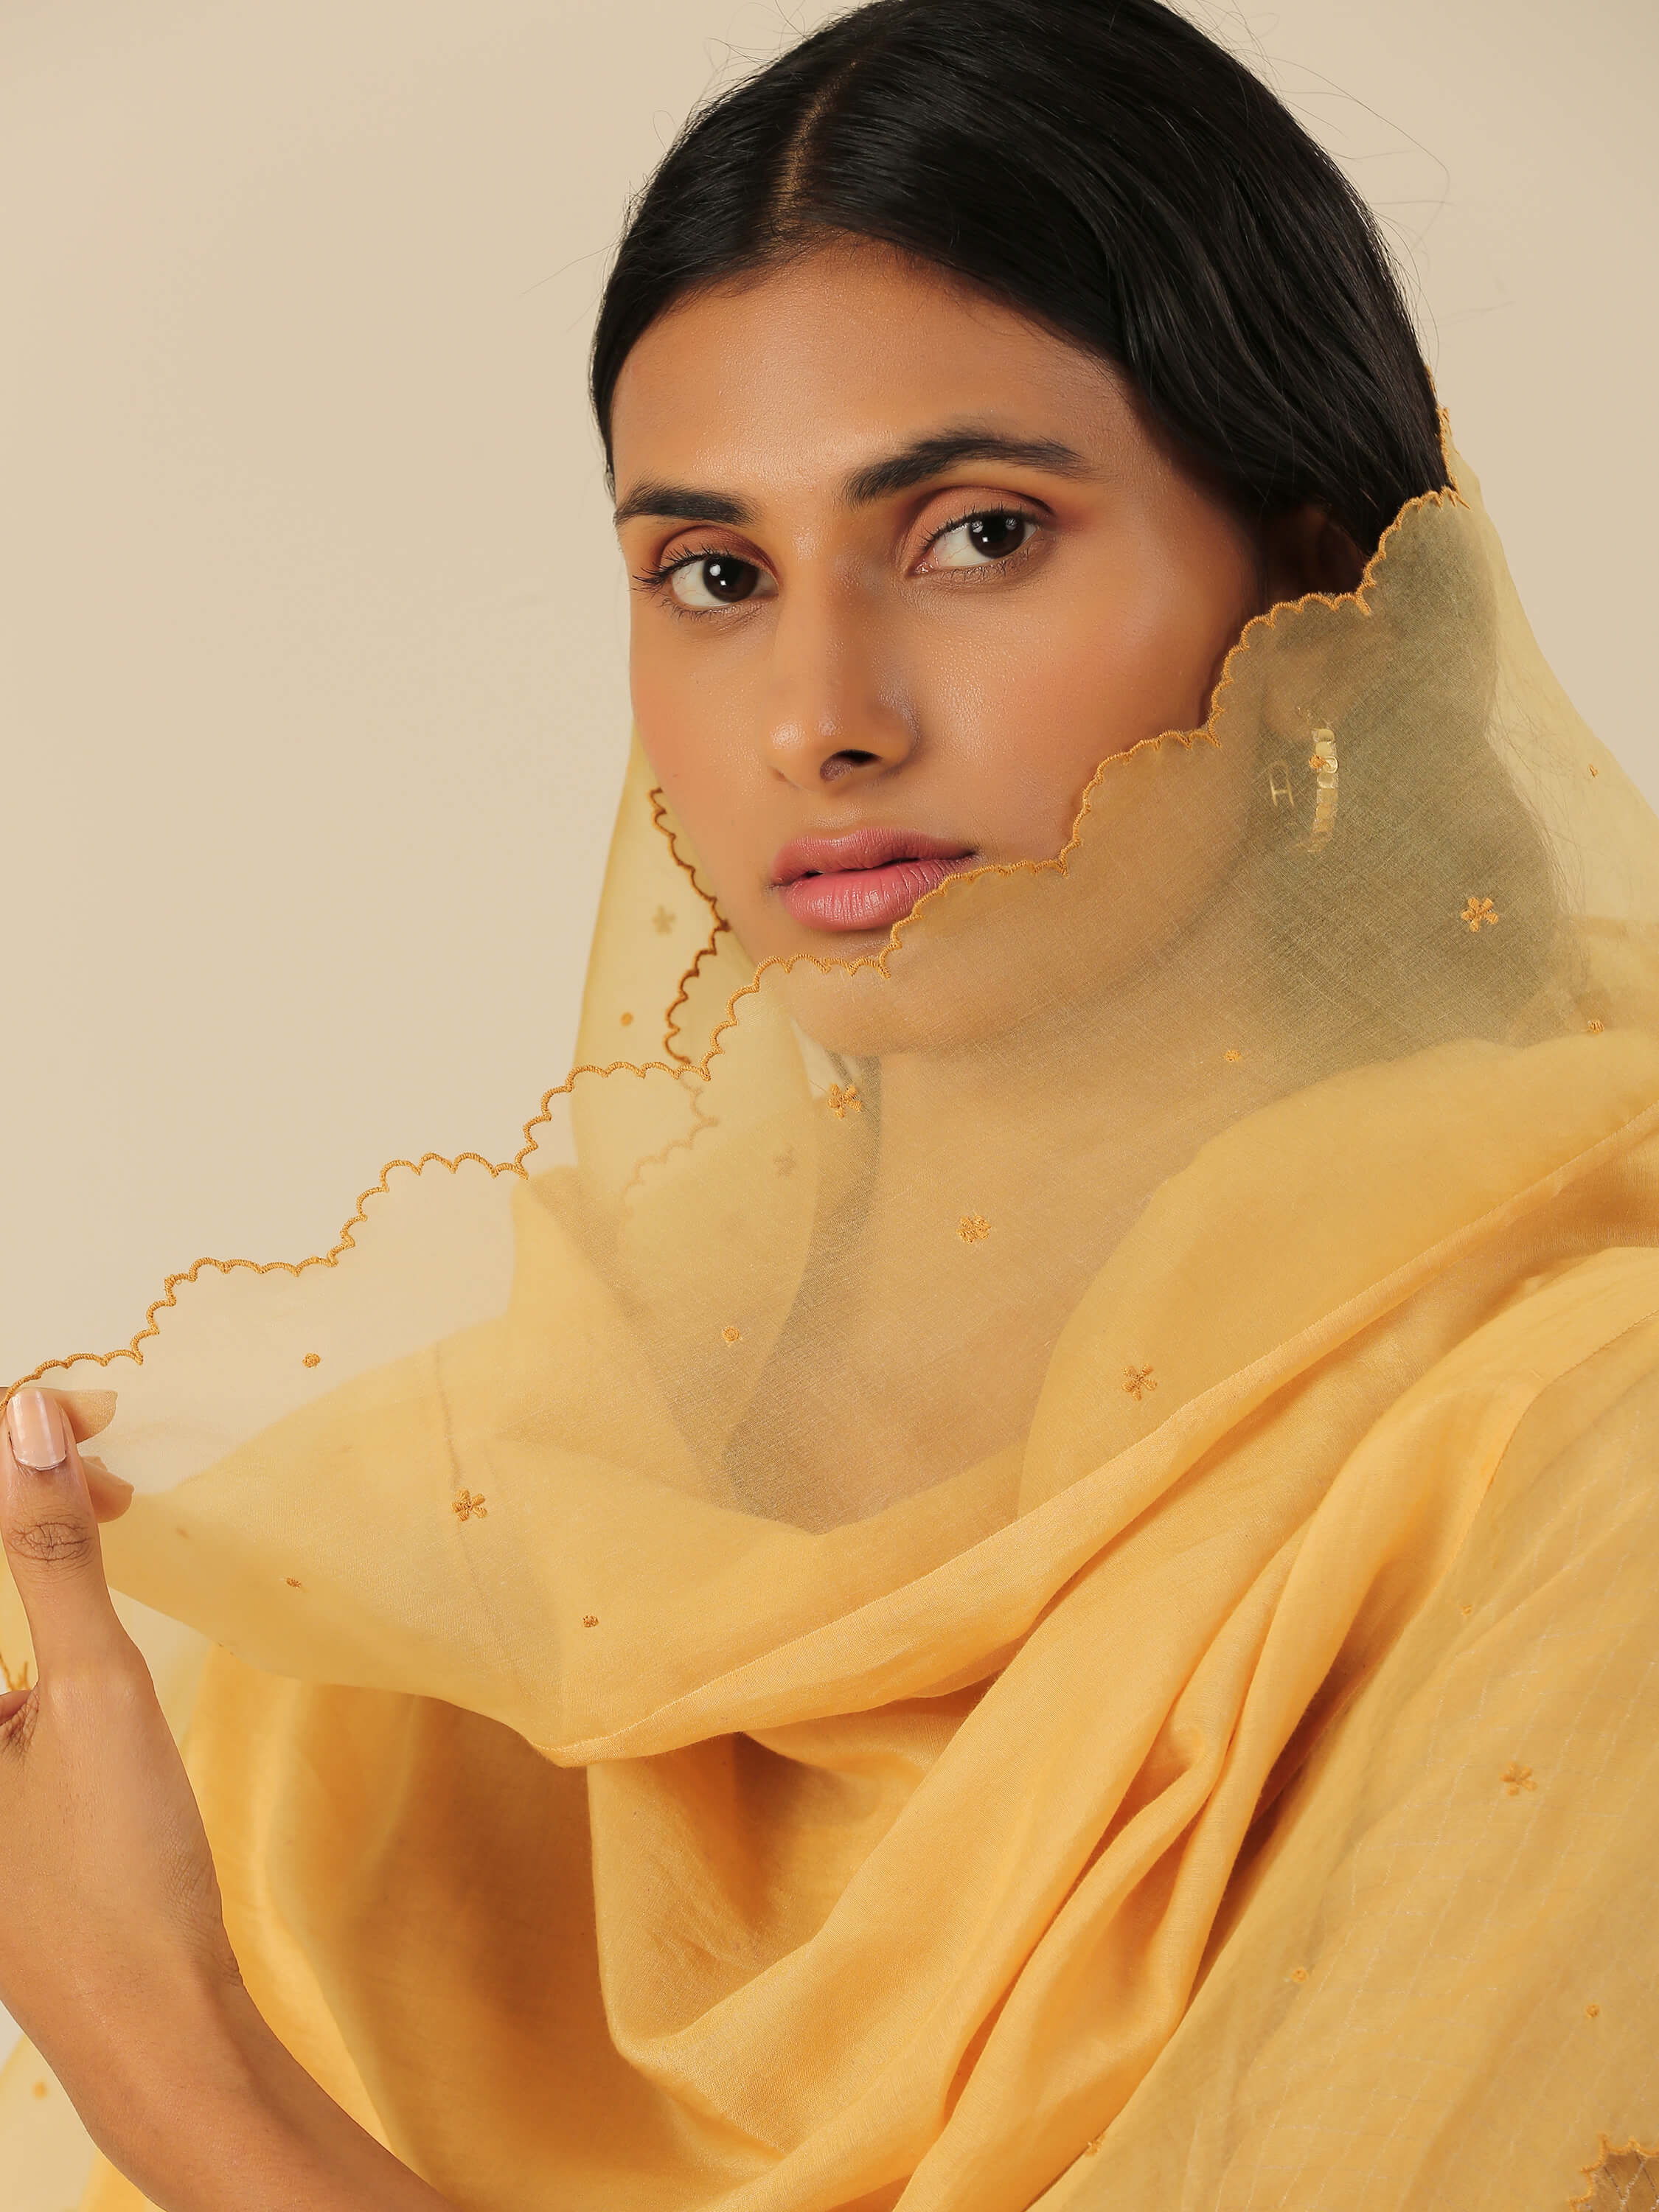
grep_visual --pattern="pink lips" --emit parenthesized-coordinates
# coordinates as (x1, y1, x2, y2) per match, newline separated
(771, 827, 979, 933)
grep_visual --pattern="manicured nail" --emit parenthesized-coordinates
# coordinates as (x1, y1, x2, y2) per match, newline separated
(5, 1390, 69, 1472)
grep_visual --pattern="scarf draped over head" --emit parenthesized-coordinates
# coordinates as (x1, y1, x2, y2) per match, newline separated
(6, 436, 1659, 2212)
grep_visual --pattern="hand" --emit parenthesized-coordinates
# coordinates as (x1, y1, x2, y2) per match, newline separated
(0, 1386, 461, 2212)
(0, 1388, 255, 2162)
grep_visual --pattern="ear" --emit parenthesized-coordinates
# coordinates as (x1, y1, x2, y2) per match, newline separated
(1261, 504, 1366, 603)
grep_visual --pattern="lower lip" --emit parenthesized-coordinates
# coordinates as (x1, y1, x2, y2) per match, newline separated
(776, 855, 976, 933)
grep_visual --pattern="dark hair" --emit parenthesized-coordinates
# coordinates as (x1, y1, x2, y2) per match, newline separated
(590, 0, 1450, 554)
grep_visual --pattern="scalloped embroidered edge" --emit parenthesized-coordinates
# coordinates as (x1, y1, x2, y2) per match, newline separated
(2, 450, 1470, 1397)
(647, 784, 733, 1068)
(1568, 2133, 1659, 2210)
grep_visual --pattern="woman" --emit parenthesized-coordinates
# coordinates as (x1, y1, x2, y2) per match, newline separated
(2, 1, 1656, 2206)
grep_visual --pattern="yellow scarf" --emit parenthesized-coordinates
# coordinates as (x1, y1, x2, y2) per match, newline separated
(6, 448, 1658, 2211)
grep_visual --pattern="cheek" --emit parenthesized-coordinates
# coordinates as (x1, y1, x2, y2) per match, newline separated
(926, 543, 1256, 845)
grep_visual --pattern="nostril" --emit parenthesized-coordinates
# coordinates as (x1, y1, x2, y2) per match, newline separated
(820, 750, 879, 782)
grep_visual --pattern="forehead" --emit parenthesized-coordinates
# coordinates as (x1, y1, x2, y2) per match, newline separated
(608, 243, 1138, 495)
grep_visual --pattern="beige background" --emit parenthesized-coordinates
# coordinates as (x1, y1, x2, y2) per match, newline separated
(0, 0, 1654, 2073)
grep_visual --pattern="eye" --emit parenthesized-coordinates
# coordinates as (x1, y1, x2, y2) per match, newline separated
(926, 510, 1037, 571)
(667, 553, 771, 609)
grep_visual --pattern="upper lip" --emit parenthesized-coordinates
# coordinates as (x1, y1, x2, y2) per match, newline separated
(770, 827, 976, 885)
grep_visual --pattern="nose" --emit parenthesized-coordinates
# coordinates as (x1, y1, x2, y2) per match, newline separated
(759, 577, 916, 790)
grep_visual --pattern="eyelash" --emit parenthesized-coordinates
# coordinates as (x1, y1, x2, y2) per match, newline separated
(631, 504, 1046, 615)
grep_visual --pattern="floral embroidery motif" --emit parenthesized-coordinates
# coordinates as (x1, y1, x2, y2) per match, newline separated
(1500, 1760, 1535, 1795)
(0, 1647, 31, 1694)
(826, 1083, 863, 1119)
(582, 1614, 599, 1629)
(958, 1214, 992, 1244)
(651, 905, 676, 934)
(302, 1352, 321, 1368)
(285, 1576, 303, 1589)
(722, 1324, 742, 1345)
(619, 1011, 635, 1026)
(1287, 1966, 1310, 1985)
(1586, 2003, 1601, 2019)
(1123, 1364, 1157, 1400)
(452, 1489, 488, 1522)
(1458, 896, 1499, 932)
(1223, 1048, 1242, 1064)
(1587, 1018, 1605, 1035)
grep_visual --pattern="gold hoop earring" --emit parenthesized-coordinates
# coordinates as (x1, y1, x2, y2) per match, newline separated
(1264, 725, 1338, 852)
(1304, 726, 1338, 852)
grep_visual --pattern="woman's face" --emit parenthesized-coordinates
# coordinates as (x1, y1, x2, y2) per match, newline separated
(608, 243, 1338, 1049)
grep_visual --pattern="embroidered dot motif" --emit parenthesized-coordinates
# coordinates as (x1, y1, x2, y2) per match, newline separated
(30, 2080, 46, 2098)
(652, 906, 676, 934)
(722, 1324, 742, 1345)
(958, 1214, 992, 1244)
(452, 1489, 488, 1522)
(826, 1083, 863, 1119)
(302, 1352, 321, 1368)
(582, 1615, 599, 1629)
(285, 1577, 303, 1589)
(1223, 1048, 1242, 1064)
(620, 1012, 634, 1026)
(1500, 1761, 1534, 1795)
(1287, 1966, 1310, 1985)
(1587, 2003, 1601, 2019)
(1124, 1364, 1157, 1400)
(1458, 896, 1499, 933)
(1587, 1018, 1605, 1034)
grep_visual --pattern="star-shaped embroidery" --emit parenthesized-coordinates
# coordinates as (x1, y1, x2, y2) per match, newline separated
(451, 1489, 488, 1521)
(1458, 896, 1498, 933)
(1500, 1760, 1535, 1795)
(1123, 1364, 1157, 1400)
(826, 1083, 863, 1118)
(651, 906, 676, 934)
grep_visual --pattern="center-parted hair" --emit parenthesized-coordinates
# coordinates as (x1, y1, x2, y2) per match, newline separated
(590, 0, 1450, 554)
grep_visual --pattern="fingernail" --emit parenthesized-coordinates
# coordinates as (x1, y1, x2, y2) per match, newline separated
(5, 1390, 69, 1472)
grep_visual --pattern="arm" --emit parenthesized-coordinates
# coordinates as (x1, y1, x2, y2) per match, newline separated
(108, 1980, 457, 2212)
(0, 1388, 459, 2212)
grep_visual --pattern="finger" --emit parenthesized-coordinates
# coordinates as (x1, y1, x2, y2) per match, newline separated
(79, 1453, 135, 1524)
(59, 1388, 119, 1445)
(0, 1389, 129, 1671)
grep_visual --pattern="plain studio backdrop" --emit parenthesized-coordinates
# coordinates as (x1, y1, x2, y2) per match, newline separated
(0, 0, 1654, 2073)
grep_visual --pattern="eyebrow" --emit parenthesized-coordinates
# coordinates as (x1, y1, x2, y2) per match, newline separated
(611, 428, 1095, 529)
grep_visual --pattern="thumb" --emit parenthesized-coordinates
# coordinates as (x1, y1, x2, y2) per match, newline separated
(1, 1388, 128, 1673)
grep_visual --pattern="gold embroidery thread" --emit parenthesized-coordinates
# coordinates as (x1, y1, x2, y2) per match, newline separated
(452, 1489, 488, 1522)
(958, 1214, 991, 1244)
(826, 1083, 863, 1119)
(1500, 1760, 1534, 1795)
(1124, 1364, 1157, 1401)
(1458, 895, 1499, 932)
